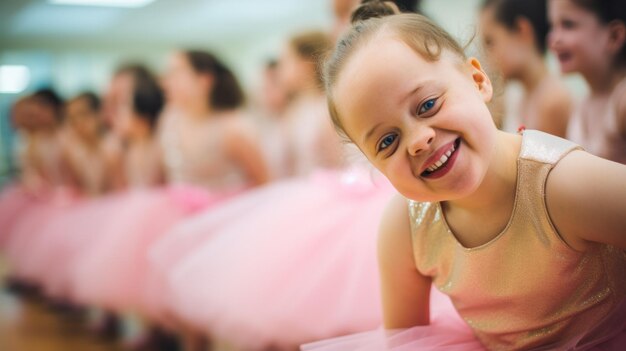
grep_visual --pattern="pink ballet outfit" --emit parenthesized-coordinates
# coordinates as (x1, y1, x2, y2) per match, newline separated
(3, 187, 79, 283)
(302, 130, 626, 351)
(302, 286, 484, 351)
(154, 168, 396, 350)
(67, 186, 228, 312)
(28, 191, 131, 299)
(142, 182, 285, 324)
(64, 112, 254, 314)
(0, 184, 38, 250)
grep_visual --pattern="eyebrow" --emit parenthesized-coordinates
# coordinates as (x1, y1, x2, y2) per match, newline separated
(363, 122, 383, 145)
(400, 84, 425, 105)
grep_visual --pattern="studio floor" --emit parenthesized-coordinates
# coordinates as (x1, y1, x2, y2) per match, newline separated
(0, 256, 125, 351)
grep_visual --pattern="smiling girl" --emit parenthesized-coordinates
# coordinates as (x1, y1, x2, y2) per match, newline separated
(303, 1, 626, 350)
(549, 0, 626, 164)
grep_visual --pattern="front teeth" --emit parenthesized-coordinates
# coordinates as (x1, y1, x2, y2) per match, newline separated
(426, 145, 455, 173)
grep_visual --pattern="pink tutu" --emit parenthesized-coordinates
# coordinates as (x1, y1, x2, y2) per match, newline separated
(0, 184, 37, 249)
(27, 192, 130, 299)
(70, 185, 239, 313)
(301, 287, 484, 351)
(302, 291, 626, 351)
(143, 182, 284, 324)
(163, 169, 396, 350)
(3, 188, 78, 282)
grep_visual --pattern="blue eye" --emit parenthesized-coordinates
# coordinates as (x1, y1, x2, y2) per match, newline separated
(418, 98, 437, 114)
(378, 133, 397, 151)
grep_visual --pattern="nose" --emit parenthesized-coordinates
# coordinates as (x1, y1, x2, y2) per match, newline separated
(408, 126, 435, 156)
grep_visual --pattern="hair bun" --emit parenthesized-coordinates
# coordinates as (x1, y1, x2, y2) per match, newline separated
(350, 0, 399, 24)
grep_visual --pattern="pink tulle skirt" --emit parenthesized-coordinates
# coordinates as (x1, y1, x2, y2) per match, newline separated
(0, 184, 38, 250)
(160, 169, 396, 350)
(301, 286, 484, 351)
(301, 282, 626, 351)
(69, 185, 240, 313)
(143, 181, 283, 324)
(3, 188, 78, 282)
(28, 192, 131, 299)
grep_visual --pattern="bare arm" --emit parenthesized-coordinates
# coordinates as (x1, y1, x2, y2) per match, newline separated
(378, 195, 431, 328)
(537, 86, 572, 138)
(546, 150, 626, 251)
(225, 122, 270, 187)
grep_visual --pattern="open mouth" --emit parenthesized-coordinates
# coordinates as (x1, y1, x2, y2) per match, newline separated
(420, 138, 461, 179)
(557, 52, 572, 64)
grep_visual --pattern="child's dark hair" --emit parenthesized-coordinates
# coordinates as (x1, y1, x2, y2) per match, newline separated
(482, 0, 549, 54)
(571, 0, 626, 65)
(116, 64, 164, 130)
(325, 1, 465, 137)
(184, 50, 244, 110)
(32, 88, 64, 123)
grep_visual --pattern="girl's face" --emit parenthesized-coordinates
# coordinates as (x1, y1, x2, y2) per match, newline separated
(103, 72, 133, 133)
(162, 52, 210, 107)
(548, 0, 614, 73)
(261, 65, 289, 115)
(333, 36, 497, 202)
(66, 97, 99, 139)
(480, 6, 531, 80)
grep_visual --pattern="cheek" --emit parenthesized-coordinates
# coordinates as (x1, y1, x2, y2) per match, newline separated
(378, 155, 433, 201)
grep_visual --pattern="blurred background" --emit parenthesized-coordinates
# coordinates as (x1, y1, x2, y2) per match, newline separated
(0, 1, 593, 350)
(0, 0, 585, 186)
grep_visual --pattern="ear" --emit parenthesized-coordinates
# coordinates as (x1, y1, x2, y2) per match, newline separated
(607, 20, 626, 56)
(467, 57, 493, 103)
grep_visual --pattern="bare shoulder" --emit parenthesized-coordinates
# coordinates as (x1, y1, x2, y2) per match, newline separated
(546, 150, 626, 250)
(535, 77, 572, 137)
(537, 78, 572, 112)
(223, 113, 258, 145)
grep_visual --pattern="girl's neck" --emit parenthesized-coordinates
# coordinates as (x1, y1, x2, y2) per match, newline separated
(518, 54, 548, 93)
(583, 65, 626, 96)
(80, 135, 100, 150)
(445, 131, 521, 216)
(182, 101, 213, 119)
(35, 127, 57, 138)
(128, 120, 153, 145)
(129, 131, 152, 146)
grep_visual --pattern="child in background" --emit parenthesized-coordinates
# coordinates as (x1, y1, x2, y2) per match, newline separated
(549, 0, 626, 164)
(60, 92, 110, 196)
(114, 65, 166, 188)
(158, 50, 268, 188)
(28, 65, 168, 303)
(1, 89, 77, 288)
(480, 0, 572, 136)
(1, 93, 66, 250)
(67, 51, 268, 349)
(303, 1, 626, 349)
(150, 31, 395, 351)
(279, 31, 345, 175)
(251, 59, 291, 180)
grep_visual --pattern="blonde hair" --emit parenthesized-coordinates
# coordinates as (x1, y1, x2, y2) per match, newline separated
(324, 13, 467, 137)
